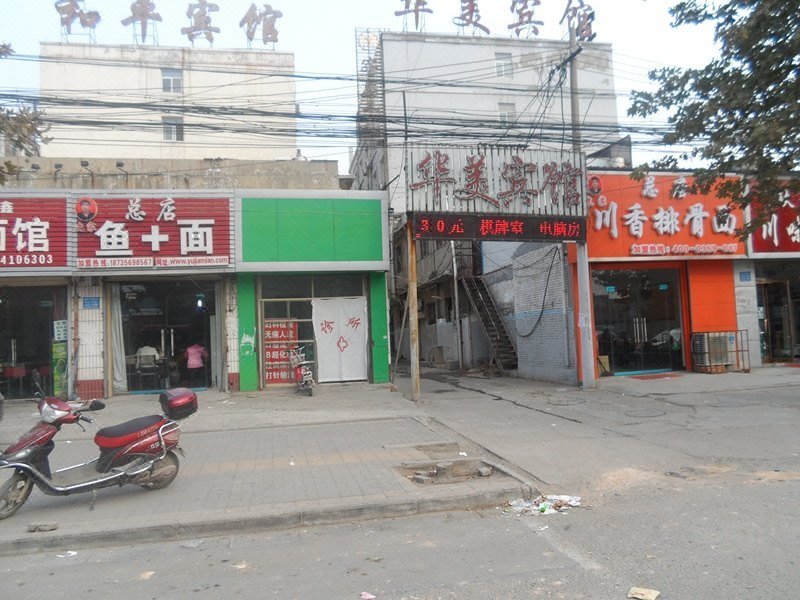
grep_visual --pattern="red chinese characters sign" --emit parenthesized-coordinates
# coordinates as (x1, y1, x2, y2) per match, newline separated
(0, 197, 68, 271)
(75, 196, 230, 269)
(749, 193, 800, 255)
(406, 146, 586, 218)
(263, 320, 298, 384)
(586, 173, 746, 260)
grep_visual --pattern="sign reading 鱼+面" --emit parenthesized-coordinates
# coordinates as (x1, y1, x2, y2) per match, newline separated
(75, 196, 232, 270)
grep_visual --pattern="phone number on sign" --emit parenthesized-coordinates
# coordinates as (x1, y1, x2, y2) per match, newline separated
(0, 254, 55, 265)
(630, 243, 739, 256)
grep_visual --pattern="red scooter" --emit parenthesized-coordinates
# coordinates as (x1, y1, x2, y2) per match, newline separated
(0, 382, 197, 520)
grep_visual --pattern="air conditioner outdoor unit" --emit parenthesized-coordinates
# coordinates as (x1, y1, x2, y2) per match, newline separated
(692, 333, 735, 366)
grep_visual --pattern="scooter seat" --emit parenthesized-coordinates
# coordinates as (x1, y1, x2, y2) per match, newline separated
(95, 415, 168, 450)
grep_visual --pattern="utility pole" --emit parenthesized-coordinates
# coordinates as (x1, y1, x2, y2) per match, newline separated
(406, 217, 421, 402)
(450, 241, 463, 371)
(568, 16, 597, 390)
(402, 90, 421, 403)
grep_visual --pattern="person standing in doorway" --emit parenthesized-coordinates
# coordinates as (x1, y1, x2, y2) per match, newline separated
(185, 341, 208, 387)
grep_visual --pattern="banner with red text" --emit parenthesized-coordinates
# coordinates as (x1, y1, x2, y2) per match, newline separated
(312, 297, 368, 383)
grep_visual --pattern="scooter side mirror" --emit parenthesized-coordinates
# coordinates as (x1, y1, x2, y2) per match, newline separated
(31, 368, 45, 398)
(89, 400, 106, 411)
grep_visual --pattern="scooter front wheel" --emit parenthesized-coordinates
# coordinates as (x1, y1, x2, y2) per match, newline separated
(0, 471, 33, 520)
(141, 450, 180, 491)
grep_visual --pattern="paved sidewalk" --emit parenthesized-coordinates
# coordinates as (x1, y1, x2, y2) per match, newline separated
(0, 382, 532, 555)
(1, 364, 799, 555)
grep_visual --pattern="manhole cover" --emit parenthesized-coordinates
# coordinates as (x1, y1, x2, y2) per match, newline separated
(624, 408, 666, 418)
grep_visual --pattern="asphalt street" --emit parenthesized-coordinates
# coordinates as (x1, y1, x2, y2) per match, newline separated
(1, 365, 799, 598)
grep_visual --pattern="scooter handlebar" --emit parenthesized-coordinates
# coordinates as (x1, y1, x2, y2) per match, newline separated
(79, 415, 95, 424)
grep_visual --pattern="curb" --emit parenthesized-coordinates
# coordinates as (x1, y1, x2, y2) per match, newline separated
(0, 484, 531, 557)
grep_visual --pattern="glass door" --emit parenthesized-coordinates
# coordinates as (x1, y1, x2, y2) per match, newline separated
(758, 281, 793, 361)
(593, 268, 684, 376)
(0, 286, 68, 398)
(120, 281, 216, 391)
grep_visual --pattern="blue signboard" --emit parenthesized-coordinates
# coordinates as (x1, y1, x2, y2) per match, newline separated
(82, 296, 100, 309)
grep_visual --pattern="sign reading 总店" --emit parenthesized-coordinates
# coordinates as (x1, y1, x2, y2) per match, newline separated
(75, 196, 231, 270)
(586, 173, 747, 261)
(406, 145, 587, 218)
(0, 197, 69, 272)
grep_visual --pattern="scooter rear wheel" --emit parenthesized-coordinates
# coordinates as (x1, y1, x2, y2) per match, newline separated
(141, 450, 180, 491)
(0, 471, 33, 520)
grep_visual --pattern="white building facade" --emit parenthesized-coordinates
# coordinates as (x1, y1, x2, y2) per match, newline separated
(39, 43, 296, 162)
(351, 31, 622, 382)
(352, 31, 622, 214)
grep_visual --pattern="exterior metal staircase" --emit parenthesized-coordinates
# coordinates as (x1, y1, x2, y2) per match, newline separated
(461, 277, 518, 374)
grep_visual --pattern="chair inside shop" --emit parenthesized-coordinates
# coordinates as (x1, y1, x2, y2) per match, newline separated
(136, 353, 160, 390)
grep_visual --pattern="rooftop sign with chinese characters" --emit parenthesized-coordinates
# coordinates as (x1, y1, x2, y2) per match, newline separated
(586, 173, 746, 261)
(75, 195, 232, 271)
(413, 212, 585, 243)
(406, 145, 587, 218)
(0, 197, 69, 274)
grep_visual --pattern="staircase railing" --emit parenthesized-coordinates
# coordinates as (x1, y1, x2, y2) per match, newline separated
(461, 277, 518, 374)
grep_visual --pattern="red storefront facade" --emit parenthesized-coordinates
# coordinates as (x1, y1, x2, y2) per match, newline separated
(1, 192, 234, 400)
(577, 172, 748, 377)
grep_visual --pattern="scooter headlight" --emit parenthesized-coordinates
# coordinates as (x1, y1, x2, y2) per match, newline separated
(40, 402, 70, 424)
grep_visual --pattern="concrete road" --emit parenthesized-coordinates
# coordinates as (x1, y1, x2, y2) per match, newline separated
(0, 510, 617, 600)
(1, 367, 799, 598)
(2, 477, 797, 600)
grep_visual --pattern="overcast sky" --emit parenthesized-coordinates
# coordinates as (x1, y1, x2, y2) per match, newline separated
(0, 0, 717, 170)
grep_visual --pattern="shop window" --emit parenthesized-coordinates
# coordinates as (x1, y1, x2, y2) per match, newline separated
(313, 273, 364, 297)
(260, 273, 367, 387)
(264, 302, 288, 319)
(0, 286, 69, 399)
(262, 274, 313, 298)
(289, 301, 312, 319)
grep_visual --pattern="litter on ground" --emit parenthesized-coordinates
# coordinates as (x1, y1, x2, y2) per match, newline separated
(502, 495, 581, 516)
(627, 587, 660, 600)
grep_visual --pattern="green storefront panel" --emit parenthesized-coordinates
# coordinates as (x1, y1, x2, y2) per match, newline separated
(241, 198, 383, 264)
(237, 274, 259, 392)
(236, 194, 389, 390)
(369, 272, 390, 383)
